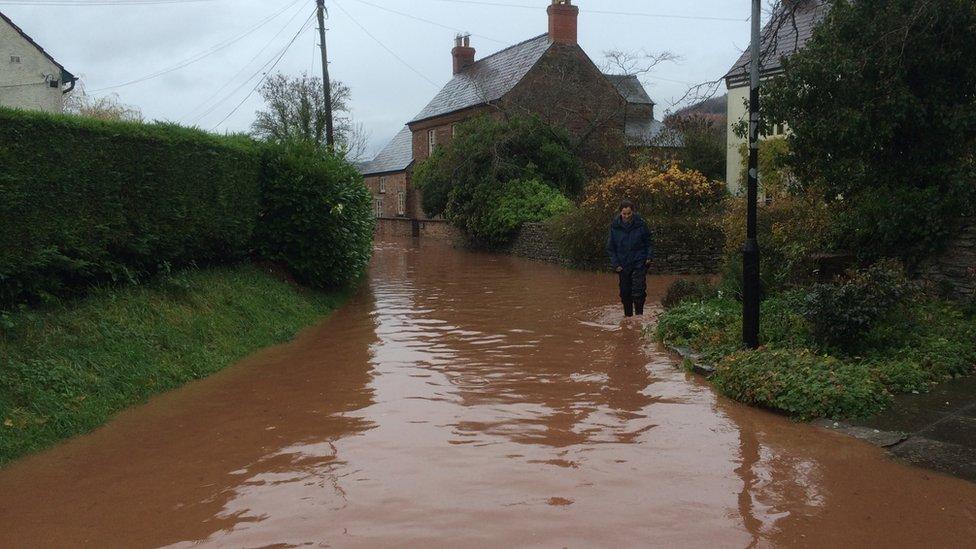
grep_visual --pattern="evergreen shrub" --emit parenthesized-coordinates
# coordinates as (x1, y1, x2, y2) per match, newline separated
(256, 140, 374, 288)
(0, 107, 261, 306)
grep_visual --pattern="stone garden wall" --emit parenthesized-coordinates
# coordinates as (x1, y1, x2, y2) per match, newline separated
(917, 219, 976, 300)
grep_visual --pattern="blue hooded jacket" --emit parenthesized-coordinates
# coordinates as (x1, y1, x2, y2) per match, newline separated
(607, 213, 654, 270)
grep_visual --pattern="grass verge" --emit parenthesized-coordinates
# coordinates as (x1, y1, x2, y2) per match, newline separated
(0, 265, 347, 466)
(656, 292, 976, 420)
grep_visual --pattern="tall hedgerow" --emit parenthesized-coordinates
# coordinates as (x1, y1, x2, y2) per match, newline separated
(0, 107, 261, 306)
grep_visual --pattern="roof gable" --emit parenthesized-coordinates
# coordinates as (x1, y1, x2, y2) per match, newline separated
(0, 10, 75, 82)
(409, 34, 552, 124)
(360, 126, 413, 175)
(724, 0, 828, 87)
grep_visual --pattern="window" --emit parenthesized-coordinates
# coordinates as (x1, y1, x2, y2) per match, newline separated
(9, 55, 21, 64)
(378, 176, 386, 194)
(374, 197, 384, 218)
(427, 129, 437, 153)
(397, 190, 406, 216)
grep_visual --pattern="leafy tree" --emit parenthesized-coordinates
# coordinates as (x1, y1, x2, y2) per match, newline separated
(413, 115, 585, 245)
(663, 113, 726, 181)
(252, 72, 368, 160)
(763, 0, 976, 264)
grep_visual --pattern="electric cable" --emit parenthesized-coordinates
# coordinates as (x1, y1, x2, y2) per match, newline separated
(332, 0, 437, 87)
(88, 0, 304, 92)
(210, 10, 315, 129)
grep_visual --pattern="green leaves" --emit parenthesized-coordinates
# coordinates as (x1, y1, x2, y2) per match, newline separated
(762, 0, 976, 264)
(413, 115, 584, 246)
(255, 141, 374, 289)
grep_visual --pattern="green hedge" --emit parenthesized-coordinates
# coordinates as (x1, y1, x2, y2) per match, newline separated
(0, 108, 262, 306)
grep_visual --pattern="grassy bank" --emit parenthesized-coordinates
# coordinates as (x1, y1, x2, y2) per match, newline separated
(0, 265, 347, 465)
(656, 292, 976, 420)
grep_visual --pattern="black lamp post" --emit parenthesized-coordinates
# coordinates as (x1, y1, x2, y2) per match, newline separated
(742, 0, 762, 349)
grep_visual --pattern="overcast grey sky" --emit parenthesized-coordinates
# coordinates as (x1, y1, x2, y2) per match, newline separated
(2, 0, 755, 157)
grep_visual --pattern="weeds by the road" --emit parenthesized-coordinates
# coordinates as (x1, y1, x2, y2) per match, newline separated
(657, 292, 976, 420)
(0, 266, 345, 465)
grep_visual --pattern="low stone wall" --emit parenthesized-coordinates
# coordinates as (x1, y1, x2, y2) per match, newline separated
(374, 217, 464, 244)
(504, 222, 724, 274)
(918, 220, 976, 300)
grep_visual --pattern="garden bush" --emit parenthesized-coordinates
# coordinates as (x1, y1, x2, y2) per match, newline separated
(800, 260, 910, 350)
(0, 107, 261, 307)
(256, 140, 374, 288)
(548, 163, 726, 264)
(661, 278, 715, 310)
(413, 115, 584, 246)
(712, 348, 891, 420)
(462, 178, 571, 247)
(656, 285, 976, 420)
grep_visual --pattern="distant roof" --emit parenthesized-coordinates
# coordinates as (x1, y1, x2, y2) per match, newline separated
(409, 34, 552, 124)
(360, 126, 413, 175)
(605, 74, 654, 106)
(626, 116, 675, 147)
(0, 10, 75, 83)
(724, 0, 828, 88)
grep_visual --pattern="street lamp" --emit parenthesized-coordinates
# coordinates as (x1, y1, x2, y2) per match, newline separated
(742, 0, 762, 349)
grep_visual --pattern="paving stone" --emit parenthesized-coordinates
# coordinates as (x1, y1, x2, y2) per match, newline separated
(889, 437, 976, 484)
(920, 415, 976, 448)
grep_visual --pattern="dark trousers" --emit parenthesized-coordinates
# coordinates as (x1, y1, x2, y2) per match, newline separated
(618, 265, 647, 316)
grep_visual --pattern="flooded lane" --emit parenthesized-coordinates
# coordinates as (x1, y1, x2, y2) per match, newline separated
(0, 239, 974, 548)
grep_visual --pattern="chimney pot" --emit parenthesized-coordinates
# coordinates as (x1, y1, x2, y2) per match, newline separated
(548, 0, 579, 45)
(452, 33, 475, 74)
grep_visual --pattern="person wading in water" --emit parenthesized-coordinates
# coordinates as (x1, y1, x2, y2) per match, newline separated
(607, 200, 654, 317)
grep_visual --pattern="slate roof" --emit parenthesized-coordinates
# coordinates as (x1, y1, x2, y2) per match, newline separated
(724, 0, 828, 87)
(626, 116, 674, 147)
(409, 33, 552, 124)
(0, 10, 75, 83)
(605, 74, 654, 106)
(359, 126, 414, 176)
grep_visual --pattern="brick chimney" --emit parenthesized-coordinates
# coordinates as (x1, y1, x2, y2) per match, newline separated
(547, 0, 579, 45)
(452, 34, 475, 74)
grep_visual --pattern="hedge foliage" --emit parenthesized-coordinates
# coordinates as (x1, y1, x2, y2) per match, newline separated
(548, 162, 726, 265)
(256, 141, 374, 288)
(0, 108, 261, 306)
(0, 107, 373, 307)
(413, 115, 584, 246)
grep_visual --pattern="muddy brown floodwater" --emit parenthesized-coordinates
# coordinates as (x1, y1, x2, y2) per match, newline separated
(1, 240, 975, 548)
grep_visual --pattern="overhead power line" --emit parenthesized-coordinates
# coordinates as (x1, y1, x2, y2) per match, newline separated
(211, 10, 316, 129)
(431, 0, 750, 23)
(0, 0, 217, 5)
(332, 0, 438, 87)
(351, 0, 509, 45)
(88, 0, 304, 93)
(186, 0, 311, 123)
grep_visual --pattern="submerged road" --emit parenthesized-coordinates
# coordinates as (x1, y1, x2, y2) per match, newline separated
(0, 239, 974, 547)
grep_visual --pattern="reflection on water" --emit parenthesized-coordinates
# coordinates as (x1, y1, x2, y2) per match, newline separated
(0, 239, 974, 548)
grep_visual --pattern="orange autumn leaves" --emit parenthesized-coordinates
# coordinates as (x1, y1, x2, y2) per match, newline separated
(581, 163, 725, 217)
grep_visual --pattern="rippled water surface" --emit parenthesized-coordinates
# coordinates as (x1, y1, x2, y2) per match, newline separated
(1, 240, 974, 548)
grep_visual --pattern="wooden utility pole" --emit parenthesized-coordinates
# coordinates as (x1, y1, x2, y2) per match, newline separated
(742, 0, 762, 349)
(316, 0, 335, 150)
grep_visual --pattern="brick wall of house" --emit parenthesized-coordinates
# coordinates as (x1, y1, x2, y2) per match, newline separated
(503, 44, 628, 166)
(364, 172, 409, 219)
(409, 106, 491, 162)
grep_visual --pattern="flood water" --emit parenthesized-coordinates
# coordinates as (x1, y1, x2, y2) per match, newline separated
(1, 239, 974, 548)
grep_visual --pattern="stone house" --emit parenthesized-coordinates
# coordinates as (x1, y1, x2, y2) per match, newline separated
(359, 0, 667, 223)
(0, 10, 76, 113)
(723, 0, 827, 195)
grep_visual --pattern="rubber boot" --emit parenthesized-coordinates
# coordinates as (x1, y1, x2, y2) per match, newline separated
(635, 298, 645, 316)
(623, 300, 634, 317)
